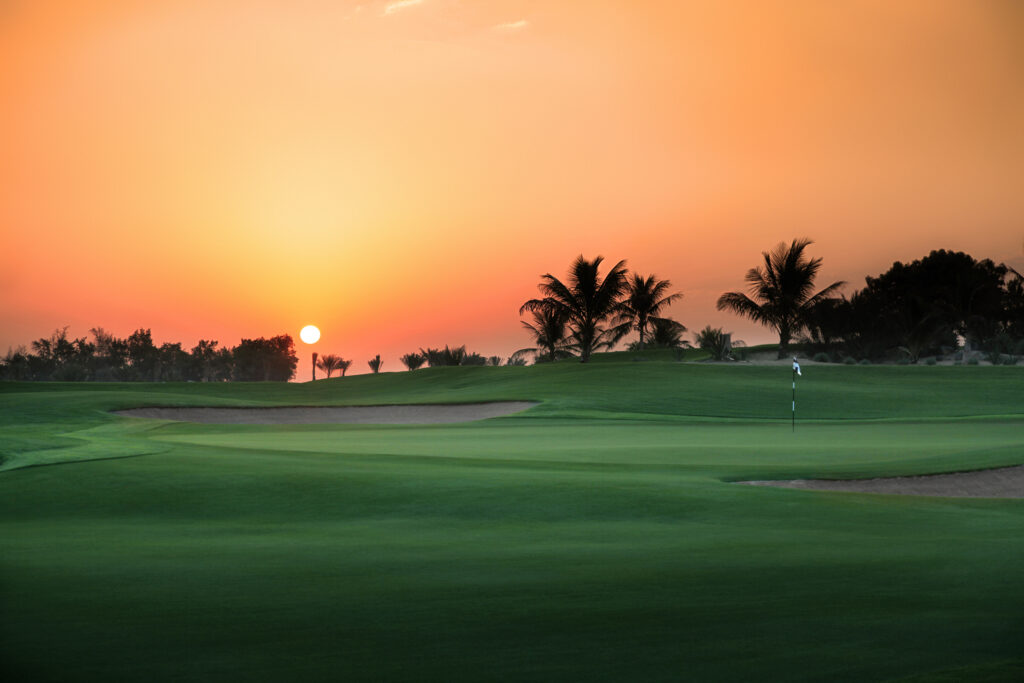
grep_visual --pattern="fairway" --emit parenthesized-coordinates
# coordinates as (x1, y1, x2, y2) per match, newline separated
(3, 362, 1024, 681)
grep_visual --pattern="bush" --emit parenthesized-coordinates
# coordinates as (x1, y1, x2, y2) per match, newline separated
(813, 352, 831, 363)
(967, 357, 979, 365)
(694, 326, 736, 361)
(843, 357, 856, 365)
(858, 359, 871, 365)
(400, 353, 425, 371)
(924, 356, 938, 365)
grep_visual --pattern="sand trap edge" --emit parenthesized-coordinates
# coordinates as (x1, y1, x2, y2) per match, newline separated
(739, 464, 1024, 498)
(113, 402, 539, 425)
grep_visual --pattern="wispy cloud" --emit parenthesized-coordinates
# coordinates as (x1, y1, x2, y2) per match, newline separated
(383, 0, 424, 16)
(494, 19, 529, 32)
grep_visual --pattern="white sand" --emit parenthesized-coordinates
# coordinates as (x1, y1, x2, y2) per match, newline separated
(113, 402, 537, 425)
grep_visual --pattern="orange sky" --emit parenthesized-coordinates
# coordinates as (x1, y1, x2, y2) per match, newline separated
(2, 0, 1022, 373)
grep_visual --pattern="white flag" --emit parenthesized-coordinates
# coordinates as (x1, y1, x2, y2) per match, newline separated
(792, 359, 801, 376)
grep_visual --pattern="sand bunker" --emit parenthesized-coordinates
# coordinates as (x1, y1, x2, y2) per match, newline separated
(114, 402, 537, 425)
(741, 465, 1024, 498)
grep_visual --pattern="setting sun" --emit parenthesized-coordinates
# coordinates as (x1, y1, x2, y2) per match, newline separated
(299, 325, 320, 344)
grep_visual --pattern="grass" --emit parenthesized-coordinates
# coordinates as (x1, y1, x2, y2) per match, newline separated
(2, 357, 1024, 681)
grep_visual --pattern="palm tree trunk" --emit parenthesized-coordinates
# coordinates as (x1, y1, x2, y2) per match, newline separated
(777, 325, 791, 359)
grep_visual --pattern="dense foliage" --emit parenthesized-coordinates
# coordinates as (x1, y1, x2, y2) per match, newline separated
(520, 255, 687, 363)
(805, 250, 1024, 362)
(1, 328, 298, 382)
(717, 239, 844, 358)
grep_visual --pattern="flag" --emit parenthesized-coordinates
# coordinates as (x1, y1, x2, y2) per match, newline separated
(792, 359, 801, 376)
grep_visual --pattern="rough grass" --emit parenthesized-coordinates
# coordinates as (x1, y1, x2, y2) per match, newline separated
(2, 358, 1024, 681)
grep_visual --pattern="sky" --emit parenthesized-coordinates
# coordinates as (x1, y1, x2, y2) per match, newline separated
(2, 0, 1022, 374)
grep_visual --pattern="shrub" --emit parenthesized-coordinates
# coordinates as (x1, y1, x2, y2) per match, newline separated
(858, 359, 871, 365)
(967, 357, 979, 365)
(843, 357, 856, 365)
(924, 356, 938, 365)
(420, 346, 466, 367)
(368, 354, 383, 373)
(694, 326, 738, 361)
(400, 353, 425, 371)
(813, 352, 831, 363)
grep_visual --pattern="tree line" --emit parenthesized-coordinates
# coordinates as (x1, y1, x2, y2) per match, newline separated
(1, 328, 299, 382)
(5, 241, 1022, 381)
(516, 241, 1024, 365)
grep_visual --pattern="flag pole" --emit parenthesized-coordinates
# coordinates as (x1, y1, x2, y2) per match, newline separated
(791, 356, 800, 433)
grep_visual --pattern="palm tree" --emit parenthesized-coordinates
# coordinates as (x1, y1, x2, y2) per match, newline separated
(512, 307, 575, 364)
(520, 255, 629, 363)
(338, 359, 352, 377)
(717, 238, 844, 358)
(315, 354, 344, 378)
(367, 354, 382, 374)
(617, 273, 683, 350)
(419, 346, 466, 367)
(646, 318, 690, 350)
(400, 352, 425, 371)
(694, 326, 742, 361)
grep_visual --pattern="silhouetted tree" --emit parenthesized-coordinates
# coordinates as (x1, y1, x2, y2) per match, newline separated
(189, 340, 221, 382)
(158, 343, 189, 381)
(717, 239, 844, 358)
(400, 352, 426, 371)
(521, 255, 629, 363)
(338, 358, 352, 377)
(90, 328, 129, 381)
(316, 354, 345, 378)
(127, 329, 160, 381)
(0, 347, 32, 381)
(232, 335, 298, 381)
(617, 273, 683, 350)
(843, 250, 1008, 360)
(629, 318, 689, 350)
(368, 354, 382, 374)
(487, 356, 503, 366)
(462, 352, 487, 366)
(513, 307, 575, 364)
(30, 327, 93, 380)
(420, 346, 466, 367)
(1004, 268, 1024, 341)
(694, 326, 742, 361)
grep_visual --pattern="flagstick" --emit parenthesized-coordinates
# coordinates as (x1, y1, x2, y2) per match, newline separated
(791, 366, 796, 433)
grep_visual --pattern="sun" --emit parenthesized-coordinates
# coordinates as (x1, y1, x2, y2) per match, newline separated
(299, 325, 321, 344)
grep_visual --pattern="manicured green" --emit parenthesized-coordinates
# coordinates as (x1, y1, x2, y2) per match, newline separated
(2, 360, 1024, 681)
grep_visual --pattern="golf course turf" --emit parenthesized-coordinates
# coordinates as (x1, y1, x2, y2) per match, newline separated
(2, 359, 1024, 681)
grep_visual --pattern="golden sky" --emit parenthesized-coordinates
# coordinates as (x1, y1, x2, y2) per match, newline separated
(2, 0, 1022, 370)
